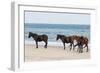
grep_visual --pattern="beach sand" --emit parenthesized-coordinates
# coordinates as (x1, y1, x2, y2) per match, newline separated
(25, 44, 90, 62)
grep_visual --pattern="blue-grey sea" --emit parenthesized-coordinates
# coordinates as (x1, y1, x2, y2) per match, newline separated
(25, 23, 90, 44)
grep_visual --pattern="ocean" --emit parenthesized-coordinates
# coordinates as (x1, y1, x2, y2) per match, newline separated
(24, 23, 90, 45)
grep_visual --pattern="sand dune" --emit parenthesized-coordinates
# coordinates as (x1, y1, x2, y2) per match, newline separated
(25, 44, 90, 62)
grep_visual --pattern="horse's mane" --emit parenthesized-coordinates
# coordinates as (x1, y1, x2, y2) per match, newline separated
(29, 32, 38, 36)
(57, 34, 66, 37)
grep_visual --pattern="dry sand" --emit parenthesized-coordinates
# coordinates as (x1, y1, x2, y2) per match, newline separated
(25, 44, 90, 62)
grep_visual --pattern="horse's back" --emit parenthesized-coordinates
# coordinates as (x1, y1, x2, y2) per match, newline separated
(42, 34, 48, 38)
(83, 37, 88, 43)
(40, 34, 48, 41)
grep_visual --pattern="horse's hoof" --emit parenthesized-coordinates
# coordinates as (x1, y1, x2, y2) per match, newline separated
(86, 50, 88, 52)
(80, 51, 83, 53)
(45, 47, 47, 49)
(44, 46, 47, 48)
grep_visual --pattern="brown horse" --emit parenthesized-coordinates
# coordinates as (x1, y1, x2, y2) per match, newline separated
(56, 34, 74, 50)
(73, 35, 88, 52)
(28, 32, 48, 48)
(56, 34, 88, 52)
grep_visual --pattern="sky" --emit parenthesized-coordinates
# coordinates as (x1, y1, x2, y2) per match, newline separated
(24, 11, 90, 25)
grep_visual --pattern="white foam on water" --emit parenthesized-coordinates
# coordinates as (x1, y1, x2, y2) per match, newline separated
(25, 40, 71, 47)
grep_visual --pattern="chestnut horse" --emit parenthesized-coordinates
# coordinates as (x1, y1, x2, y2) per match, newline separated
(28, 32, 48, 48)
(73, 35, 89, 52)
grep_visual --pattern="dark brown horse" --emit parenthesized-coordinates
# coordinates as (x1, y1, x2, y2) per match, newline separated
(28, 32, 48, 48)
(73, 35, 88, 52)
(56, 34, 88, 52)
(56, 34, 74, 50)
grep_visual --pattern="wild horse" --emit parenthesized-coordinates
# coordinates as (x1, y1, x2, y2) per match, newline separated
(72, 35, 89, 52)
(56, 34, 74, 50)
(28, 32, 48, 48)
(56, 34, 88, 52)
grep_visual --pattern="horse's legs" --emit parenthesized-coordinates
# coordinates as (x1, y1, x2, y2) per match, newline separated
(63, 43, 65, 50)
(80, 48, 83, 53)
(72, 43, 75, 51)
(79, 48, 81, 53)
(79, 49, 83, 53)
(79, 45, 83, 53)
(81, 48, 83, 53)
(70, 43, 72, 51)
(83, 44, 86, 48)
(86, 44, 88, 52)
(83, 44, 88, 52)
(36, 41, 38, 48)
(78, 47, 81, 53)
(77, 44, 83, 53)
(77, 48, 79, 53)
(44, 41, 48, 48)
(74, 44, 78, 51)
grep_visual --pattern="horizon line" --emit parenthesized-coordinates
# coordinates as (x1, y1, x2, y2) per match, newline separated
(24, 23, 90, 25)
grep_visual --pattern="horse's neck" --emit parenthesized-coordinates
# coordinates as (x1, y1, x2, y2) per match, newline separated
(32, 34, 38, 39)
(60, 37, 65, 42)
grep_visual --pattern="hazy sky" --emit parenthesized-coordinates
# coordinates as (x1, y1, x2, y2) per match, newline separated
(25, 11, 90, 25)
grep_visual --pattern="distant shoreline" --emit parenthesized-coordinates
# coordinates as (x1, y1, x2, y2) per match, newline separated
(25, 23, 90, 26)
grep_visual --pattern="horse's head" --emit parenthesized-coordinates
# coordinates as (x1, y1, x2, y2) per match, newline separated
(28, 32, 32, 38)
(28, 32, 38, 38)
(56, 34, 60, 40)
